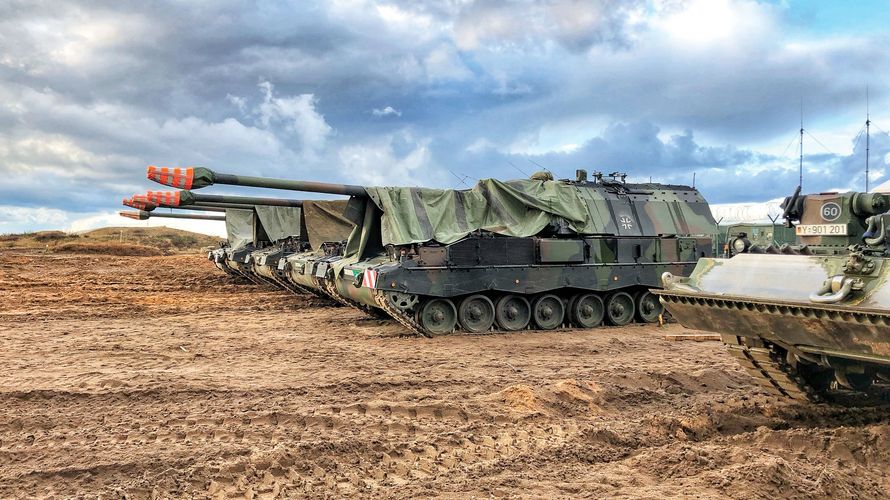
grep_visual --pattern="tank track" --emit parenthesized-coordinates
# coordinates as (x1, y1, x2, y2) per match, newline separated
(255, 264, 314, 296)
(301, 278, 340, 302)
(374, 290, 429, 337)
(319, 278, 388, 319)
(722, 335, 822, 402)
(269, 273, 312, 295)
(658, 293, 890, 328)
(371, 288, 662, 339)
(250, 271, 286, 290)
(236, 267, 272, 287)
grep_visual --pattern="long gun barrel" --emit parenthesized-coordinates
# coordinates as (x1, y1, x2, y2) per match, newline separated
(147, 166, 366, 196)
(130, 194, 255, 211)
(144, 190, 305, 208)
(119, 210, 226, 222)
(124, 197, 230, 213)
(123, 197, 155, 211)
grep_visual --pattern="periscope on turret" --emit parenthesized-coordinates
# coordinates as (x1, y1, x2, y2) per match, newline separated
(147, 165, 717, 336)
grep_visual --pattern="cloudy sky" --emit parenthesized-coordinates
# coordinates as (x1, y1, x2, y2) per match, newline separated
(2, 0, 890, 236)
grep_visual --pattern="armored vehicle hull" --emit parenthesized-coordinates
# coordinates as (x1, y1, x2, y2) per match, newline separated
(327, 175, 715, 336)
(249, 243, 312, 294)
(208, 247, 240, 276)
(657, 253, 890, 402)
(338, 234, 711, 336)
(282, 242, 350, 302)
(657, 191, 890, 403)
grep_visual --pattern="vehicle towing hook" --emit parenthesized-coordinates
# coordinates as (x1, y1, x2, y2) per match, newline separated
(809, 275, 863, 304)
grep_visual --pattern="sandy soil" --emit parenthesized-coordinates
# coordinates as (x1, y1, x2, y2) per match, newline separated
(1, 249, 888, 499)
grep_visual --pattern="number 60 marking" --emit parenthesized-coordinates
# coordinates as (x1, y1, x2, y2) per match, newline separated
(821, 202, 842, 221)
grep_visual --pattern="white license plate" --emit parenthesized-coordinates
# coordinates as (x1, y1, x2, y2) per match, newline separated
(795, 224, 848, 236)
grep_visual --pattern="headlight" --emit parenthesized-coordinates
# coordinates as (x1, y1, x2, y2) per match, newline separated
(731, 237, 749, 254)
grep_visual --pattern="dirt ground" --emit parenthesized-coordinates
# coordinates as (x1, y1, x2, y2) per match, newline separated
(1, 249, 888, 499)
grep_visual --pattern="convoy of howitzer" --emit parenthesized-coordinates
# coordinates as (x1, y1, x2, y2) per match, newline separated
(119, 165, 890, 404)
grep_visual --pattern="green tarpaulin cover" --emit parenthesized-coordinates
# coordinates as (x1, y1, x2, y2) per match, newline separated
(302, 200, 357, 250)
(224, 208, 255, 249)
(364, 179, 716, 246)
(254, 205, 302, 242)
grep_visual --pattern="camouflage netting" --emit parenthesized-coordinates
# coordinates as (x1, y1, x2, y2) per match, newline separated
(254, 206, 302, 242)
(365, 179, 716, 246)
(302, 200, 357, 249)
(224, 208, 255, 249)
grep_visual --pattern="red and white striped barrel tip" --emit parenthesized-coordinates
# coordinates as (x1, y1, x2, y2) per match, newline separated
(147, 165, 195, 189)
(145, 191, 181, 207)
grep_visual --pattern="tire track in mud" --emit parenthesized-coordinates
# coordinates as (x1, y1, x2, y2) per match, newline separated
(4, 251, 890, 498)
(3, 393, 576, 496)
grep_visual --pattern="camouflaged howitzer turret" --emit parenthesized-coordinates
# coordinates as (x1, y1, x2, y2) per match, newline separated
(143, 190, 312, 291)
(149, 166, 717, 336)
(140, 188, 356, 298)
(131, 192, 251, 279)
(657, 188, 890, 403)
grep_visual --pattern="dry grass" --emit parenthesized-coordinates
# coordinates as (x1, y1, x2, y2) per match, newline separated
(1, 226, 221, 253)
(50, 242, 164, 256)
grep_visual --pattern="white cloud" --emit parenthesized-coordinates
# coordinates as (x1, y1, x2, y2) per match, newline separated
(0, 206, 71, 233)
(337, 132, 433, 186)
(226, 93, 247, 113)
(255, 81, 332, 157)
(454, 0, 646, 51)
(424, 45, 473, 81)
(372, 106, 402, 117)
(466, 137, 495, 153)
(655, 0, 775, 45)
(3, 0, 890, 236)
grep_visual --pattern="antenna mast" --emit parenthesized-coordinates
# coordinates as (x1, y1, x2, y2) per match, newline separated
(866, 86, 871, 192)
(798, 99, 804, 190)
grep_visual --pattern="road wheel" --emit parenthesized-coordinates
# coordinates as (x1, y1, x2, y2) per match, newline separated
(635, 290, 663, 323)
(495, 294, 531, 331)
(458, 294, 495, 333)
(570, 293, 604, 328)
(418, 298, 457, 336)
(531, 294, 564, 330)
(605, 292, 635, 326)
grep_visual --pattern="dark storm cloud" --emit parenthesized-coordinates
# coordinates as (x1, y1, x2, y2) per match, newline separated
(448, 120, 890, 203)
(2, 0, 890, 232)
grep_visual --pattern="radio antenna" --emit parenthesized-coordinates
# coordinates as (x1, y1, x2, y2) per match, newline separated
(866, 85, 871, 192)
(798, 98, 804, 190)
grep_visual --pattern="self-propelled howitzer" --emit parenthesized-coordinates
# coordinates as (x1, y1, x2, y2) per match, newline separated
(141, 189, 310, 288)
(123, 195, 248, 278)
(656, 189, 890, 403)
(143, 189, 358, 298)
(148, 166, 717, 336)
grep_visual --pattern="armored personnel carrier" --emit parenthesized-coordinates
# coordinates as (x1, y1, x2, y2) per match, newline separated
(148, 166, 716, 336)
(657, 189, 890, 402)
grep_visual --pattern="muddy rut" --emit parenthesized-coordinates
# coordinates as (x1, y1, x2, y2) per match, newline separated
(0, 249, 888, 498)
